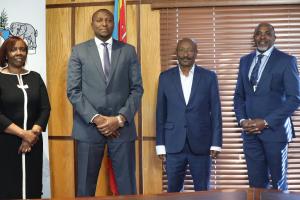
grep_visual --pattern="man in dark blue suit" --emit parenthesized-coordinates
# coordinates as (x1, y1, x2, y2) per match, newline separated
(156, 38, 222, 192)
(234, 23, 300, 190)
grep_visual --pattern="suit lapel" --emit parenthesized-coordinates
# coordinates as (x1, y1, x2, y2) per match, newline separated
(172, 67, 186, 105)
(244, 52, 256, 93)
(187, 66, 201, 106)
(255, 48, 278, 92)
(107, 39, 121, 85)
(88, 40, 106, 83)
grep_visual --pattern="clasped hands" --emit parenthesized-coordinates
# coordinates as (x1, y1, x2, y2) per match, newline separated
(241, 118, 267, 134)
(19, 125, 42, 154)
(93, 115, 121, 138)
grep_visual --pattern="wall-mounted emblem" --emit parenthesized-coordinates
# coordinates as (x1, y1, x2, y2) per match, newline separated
(0, 9, 38, 54)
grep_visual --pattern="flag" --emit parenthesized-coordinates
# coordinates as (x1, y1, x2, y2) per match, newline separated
(107, 0, 127, 196)
(112, 0, 127, 42)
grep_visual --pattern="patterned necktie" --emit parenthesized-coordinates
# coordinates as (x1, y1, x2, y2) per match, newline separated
(102, 43, 110, 83)
(250, 54, 264, 86)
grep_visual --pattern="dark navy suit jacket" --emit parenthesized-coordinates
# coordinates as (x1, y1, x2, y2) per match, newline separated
(156, 65, 222, 155)
(234, 48, 300, 142)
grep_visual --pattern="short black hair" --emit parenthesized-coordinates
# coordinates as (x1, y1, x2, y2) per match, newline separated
(92, 9, 114, 22)
(176, 38, 198, 52)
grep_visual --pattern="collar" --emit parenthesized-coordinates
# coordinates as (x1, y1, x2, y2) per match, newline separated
(94, 37, 113, 47)
(179, 64, 195, 75)
(256, 45, 274, 57)
(0, 66, 30, 75)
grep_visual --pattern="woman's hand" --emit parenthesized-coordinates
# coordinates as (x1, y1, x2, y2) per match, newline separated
(32, 124, 42, 135)
(21, 130, 38, 145)
(18, 140, 32, 154)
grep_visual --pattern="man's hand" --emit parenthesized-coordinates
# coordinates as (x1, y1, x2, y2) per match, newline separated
(251, 118, 267, 132)
(210, 150, 220, 159)
(92, 115, 106, 126)
(103, 130, 120, 138)
(241, 119, 260, 134)
(241, 119, 267, 134)
(92, 115, 120, 138)
(241, 119, 256, 132)
(18, 140, 32, 154)
(97, 116, 120, 137)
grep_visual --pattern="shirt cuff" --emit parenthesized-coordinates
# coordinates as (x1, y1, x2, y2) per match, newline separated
(90, 114, 100, 123)
(239, 119, 245, 125)
(210, 146, 221, 152)
(118, 113, 127, 122)
(156, 145, 166, 155)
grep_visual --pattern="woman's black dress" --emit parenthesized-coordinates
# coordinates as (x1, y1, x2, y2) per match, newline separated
(0, 70, 50, 199)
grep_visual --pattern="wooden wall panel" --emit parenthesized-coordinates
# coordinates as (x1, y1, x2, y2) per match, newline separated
(46, 7, 75, 198)
(140, 4, 160, 138)
(135, 140, 140, 193)
(47, 0, 73, 5)
(46, 8, 73, 136)
(142, 140, 162, 194)
(49, 139, 75, 197)
(75, 0, 114, 3)
(140, 4, 162, 194)
(127, 5, 137, 47)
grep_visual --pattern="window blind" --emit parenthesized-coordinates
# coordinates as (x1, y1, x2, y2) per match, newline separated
(160, 4, 300, 192)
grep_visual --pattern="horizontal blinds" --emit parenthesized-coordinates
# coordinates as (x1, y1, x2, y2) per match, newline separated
(160, 4, 300, 192)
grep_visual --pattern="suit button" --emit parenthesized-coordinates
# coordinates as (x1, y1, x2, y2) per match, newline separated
(184, 125, 187, 128)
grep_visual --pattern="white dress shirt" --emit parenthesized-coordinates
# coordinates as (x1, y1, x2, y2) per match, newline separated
(156, 65, 221, 155)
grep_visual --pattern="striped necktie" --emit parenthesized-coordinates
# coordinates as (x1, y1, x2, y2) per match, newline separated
(250, 54, 264, 86)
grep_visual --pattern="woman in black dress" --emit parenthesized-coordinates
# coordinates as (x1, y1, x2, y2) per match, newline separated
(0, 36, 50, 199)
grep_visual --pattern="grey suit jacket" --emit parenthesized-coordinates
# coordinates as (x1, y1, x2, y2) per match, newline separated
(67, 39, 143, 143)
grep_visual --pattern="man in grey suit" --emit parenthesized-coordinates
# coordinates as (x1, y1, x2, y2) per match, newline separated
(67, 9, 143, 196)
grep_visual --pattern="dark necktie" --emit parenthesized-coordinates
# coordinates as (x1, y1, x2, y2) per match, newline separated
(250, 54, 264, 86)
(102, 43, 110, 82)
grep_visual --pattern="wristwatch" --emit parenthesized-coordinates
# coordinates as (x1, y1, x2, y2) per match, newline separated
(117, 115, 125, 127)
